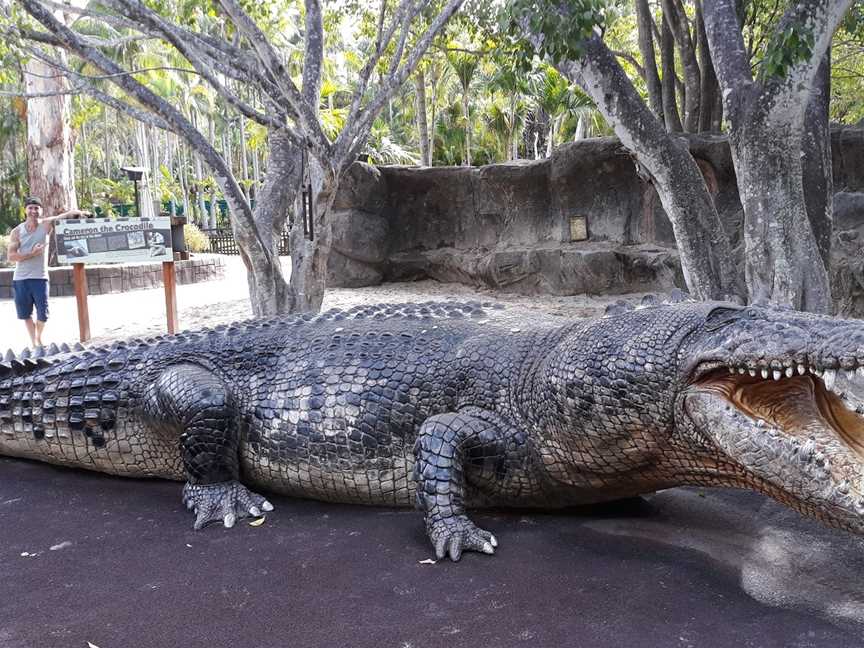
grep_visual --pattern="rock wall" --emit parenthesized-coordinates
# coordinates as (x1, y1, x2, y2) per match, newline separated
(328, 127, 864, 302)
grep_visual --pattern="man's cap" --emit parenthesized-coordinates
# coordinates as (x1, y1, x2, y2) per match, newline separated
(24, 197, 42, 207)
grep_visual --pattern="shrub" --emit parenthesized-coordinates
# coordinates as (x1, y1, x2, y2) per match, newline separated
(0, 234, 9, 268)
(183, 223, 211, 253)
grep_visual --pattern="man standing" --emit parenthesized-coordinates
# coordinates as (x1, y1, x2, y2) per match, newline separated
(7, 197, 88, 348)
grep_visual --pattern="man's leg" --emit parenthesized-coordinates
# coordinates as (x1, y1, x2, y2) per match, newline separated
(12, 280, 37, 347)
(23, 319, 37, 347)
(32, 280, 49, 347)
(34, 320, 45, 347)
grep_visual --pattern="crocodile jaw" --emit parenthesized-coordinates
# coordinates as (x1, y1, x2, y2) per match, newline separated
(682, 369, 864, 533)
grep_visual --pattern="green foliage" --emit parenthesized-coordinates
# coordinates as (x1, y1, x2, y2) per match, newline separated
(0, 234, 10, 268)
(502, 0, 606, 70)
(183, 223, 211, 253)
(760, 24, 815, 80)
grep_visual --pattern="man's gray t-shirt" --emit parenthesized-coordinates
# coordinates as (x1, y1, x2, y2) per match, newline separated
(12, 222, 49, 280)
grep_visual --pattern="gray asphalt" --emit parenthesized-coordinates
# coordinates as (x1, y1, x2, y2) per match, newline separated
(2, 457, 863, 648)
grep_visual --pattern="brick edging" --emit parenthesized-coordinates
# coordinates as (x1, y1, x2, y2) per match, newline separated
(0, 255, 226, 299)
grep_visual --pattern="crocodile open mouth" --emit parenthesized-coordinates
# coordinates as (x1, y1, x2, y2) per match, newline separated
(690, 363, 864, 484)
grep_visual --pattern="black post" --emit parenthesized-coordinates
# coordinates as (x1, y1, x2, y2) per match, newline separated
(132, 179, 140, 218)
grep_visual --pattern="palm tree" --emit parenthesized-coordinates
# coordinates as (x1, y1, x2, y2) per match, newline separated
(446, 50, 479, 166)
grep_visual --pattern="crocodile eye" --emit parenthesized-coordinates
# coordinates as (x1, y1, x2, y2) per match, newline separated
(704, 306, 744, 331)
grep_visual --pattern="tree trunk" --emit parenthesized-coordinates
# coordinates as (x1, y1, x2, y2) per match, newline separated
(560, 35, 739, 301)
(660, 16, 683, 132)
(802, 52, 832, 270)
(414, 70, 431, 166)
(24, 54, 77, 267)
(236, 129, 297, 315)
(727, 89, 831, 312)
(661, 0, 701, 132)
(287, 159, 338, 312)
(695, 1, 720, 132)
(462, 91, 471, 166)
(635, 0, 664, 119)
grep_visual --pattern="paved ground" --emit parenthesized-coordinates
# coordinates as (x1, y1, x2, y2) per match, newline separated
(1, 255, 624, 353)
(2, 458, 864, 648)
(3, 258, 864, 646)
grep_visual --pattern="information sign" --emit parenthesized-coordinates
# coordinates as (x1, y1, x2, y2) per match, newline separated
(55, 216, 173, 265)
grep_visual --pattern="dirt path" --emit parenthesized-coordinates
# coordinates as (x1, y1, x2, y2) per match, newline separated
(1, 255, 649, 352)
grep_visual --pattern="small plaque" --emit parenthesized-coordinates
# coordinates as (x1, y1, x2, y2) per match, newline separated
(569, 215, 588, 241)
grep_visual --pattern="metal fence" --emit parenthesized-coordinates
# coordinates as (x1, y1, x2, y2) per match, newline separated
(201, 228, 291, 256)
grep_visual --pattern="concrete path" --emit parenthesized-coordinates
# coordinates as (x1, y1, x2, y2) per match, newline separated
(1, 256, 257, 353)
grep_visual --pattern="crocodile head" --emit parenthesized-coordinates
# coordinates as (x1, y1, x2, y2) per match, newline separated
(677, 303, 864, 533)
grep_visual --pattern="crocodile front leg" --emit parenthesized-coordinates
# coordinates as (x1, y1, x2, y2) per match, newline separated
(150, 364, 272, 529)
(414, 407, 527, 561)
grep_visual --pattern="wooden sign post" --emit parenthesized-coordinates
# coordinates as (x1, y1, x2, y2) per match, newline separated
(162, 261, 178, 334)
(56, 216, 179, 340)
(72, 262, 91, 342)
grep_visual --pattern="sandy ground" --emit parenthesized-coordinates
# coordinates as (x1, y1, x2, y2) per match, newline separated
(1, 255, 649, 353)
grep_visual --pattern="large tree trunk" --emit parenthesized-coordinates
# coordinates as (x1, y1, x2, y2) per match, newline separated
(727, 89, 831, 311)
(235, 129, 297, 315)
(661, 0, 701, 132)
(660, 16, 683, 133)
(287, 159, 338, 312)
(561, 36, 739, 301)
(635, 0, 663, 120)
(24, 54, 77, 266)
(694, 0, 720, 132)
(701, 0, 848, 312)
(802, 53, 832, 270)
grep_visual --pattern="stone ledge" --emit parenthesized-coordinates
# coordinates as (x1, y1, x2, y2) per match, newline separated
(0, 254, 226, 299)
(384, 243, 686, 296)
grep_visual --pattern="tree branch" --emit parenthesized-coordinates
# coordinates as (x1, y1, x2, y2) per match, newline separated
(217, 0, 331, 159)
(16, 0, 271, 263)
(99, 0, 291, 134)
(337, 0, 465, 163)
(342, 0, 415, 137)
(22, 43, 175, 130)
(702, 0, 753, 93)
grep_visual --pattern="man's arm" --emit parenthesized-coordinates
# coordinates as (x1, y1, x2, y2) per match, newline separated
(40, 208, 90, 224)
(6, 228, 41, 262)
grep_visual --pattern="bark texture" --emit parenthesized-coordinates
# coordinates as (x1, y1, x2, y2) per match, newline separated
(559, 36, 739, 302)
(24, 52, 77, 254)
(703, 0, 853, 312)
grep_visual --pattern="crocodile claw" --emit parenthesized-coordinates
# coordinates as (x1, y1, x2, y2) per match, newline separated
(182, 480, 274, 530)
(427, 515, 497, 561)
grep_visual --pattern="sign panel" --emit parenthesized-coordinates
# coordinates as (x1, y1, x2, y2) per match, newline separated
(55, 217, 173, 265)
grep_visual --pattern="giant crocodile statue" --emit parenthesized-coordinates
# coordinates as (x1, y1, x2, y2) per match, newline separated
(2, 300, 864, 561)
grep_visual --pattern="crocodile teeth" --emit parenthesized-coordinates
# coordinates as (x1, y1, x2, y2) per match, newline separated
(845, 369, 856, 381)
(785, 367, 794, 378)
(749, 369, 756, 377)
(858, 367, 864, 378)
(823, 369, 837, 391)
(797, 364, 806, 375)
(755, 419, 766, 428)
(738, 368, 746, 374)
(761, 369, 769, 379)
(729, 367, 736, 374)
(773, 370, 782, 381)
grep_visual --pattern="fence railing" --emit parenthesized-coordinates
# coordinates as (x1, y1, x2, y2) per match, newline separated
(201, 228, 291, 256)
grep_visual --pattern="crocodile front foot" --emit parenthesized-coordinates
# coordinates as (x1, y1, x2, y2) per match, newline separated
(182, 481, 274, 530)
(427, 515, 498, 561)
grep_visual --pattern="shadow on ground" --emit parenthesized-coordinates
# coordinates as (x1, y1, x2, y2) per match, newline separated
(2, 457, 863, 648)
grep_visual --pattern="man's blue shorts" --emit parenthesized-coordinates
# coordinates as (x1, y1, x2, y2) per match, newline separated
(13, 279, 49, 322)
